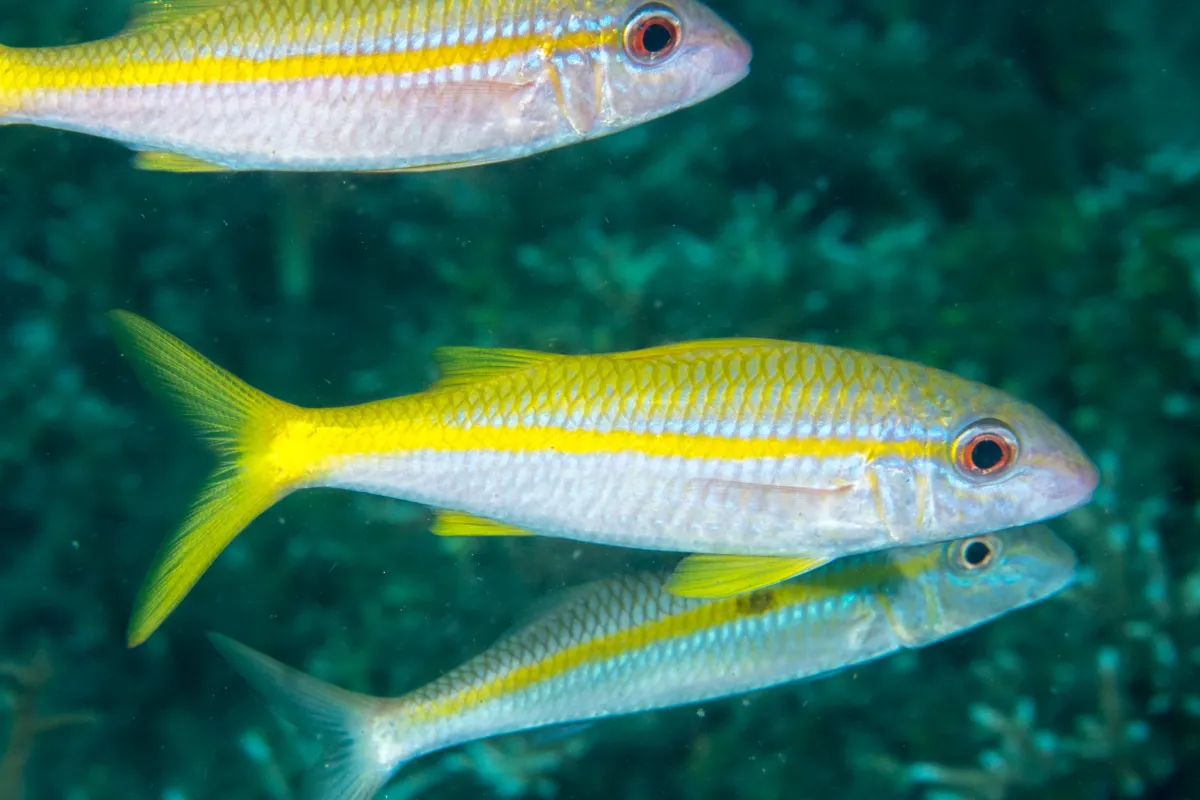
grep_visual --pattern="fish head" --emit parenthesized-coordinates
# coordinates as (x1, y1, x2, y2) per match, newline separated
(906, 379, 1099, 539)
(589, 0, 751, 131)
(884, 524, 1078, 647)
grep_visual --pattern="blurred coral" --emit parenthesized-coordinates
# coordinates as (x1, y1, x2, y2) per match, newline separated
(0, 0, 1196, 797)
(0, 648, 95, 800)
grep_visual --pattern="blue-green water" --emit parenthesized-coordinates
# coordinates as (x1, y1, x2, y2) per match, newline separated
(0, 0, 1197, 798)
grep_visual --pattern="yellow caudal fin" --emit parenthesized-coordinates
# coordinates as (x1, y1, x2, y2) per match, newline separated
(664, 554, 831, 599)
(108, 311, 310, 647)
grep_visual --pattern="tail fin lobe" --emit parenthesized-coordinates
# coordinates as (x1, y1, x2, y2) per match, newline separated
(209, 634, 403, 800)
(108, 311, 313, 647)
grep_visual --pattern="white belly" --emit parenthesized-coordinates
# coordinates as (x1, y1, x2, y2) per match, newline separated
(321, 449, 917, 555)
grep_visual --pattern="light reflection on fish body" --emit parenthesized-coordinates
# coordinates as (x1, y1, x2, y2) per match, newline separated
(211, 525, 1078, 800)
(0, 0, 751, 172)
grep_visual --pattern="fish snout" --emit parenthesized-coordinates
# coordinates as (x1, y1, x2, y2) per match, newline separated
(1030, 438, 1100, 515)
(684, 2, 752, 84)
(726, 26, 753, 67)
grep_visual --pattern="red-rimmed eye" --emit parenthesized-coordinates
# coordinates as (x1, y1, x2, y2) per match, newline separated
(624, 5, 682, 65)
(953, 419, 1018, 481)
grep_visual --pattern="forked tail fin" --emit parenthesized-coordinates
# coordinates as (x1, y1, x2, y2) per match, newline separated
(108, 311, 319, 647)
(210, 634, 404, 800)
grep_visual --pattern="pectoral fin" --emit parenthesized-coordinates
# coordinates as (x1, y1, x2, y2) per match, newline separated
(688, 478, 854, 519)
(665, 554, 831, 599)
(432, 510, 534, 537)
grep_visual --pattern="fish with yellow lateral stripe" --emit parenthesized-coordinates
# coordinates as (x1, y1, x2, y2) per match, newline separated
(209, 525, 1078, 800)
(0, 0, 750, 172)
(106, 311, 1098, 646)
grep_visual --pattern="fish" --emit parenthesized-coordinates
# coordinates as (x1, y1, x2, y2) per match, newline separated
(211, 524, 1078, 800)
(0, 0, 751, 173)
(106, 311, 1099, 646)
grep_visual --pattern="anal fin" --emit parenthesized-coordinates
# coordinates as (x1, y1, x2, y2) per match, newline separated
(432, 510, 534, 537)
(665, 554, 831, 599)
(133, 150, 232, 173)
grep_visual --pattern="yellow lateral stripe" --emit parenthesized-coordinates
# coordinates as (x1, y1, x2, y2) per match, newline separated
(411, 553, 939, 723)
(306, 421, 935, 465)
(10, 30, 611, 93)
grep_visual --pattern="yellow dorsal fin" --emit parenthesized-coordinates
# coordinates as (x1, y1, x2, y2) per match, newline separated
(431, 346, 558, 390)
(134, 151, 232, 173)
(431, 510, 534, 537)
(614, 338, 784, 360)
(664, 554, 831, 599)
(129, 0, 232, 29)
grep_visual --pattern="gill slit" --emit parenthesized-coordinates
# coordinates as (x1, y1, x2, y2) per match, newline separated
(544, 49, 572, 131)
(867, 466, 891, 541)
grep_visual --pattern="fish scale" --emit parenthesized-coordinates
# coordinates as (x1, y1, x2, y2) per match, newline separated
(106, 312, 1097, 647)
(210, 525, 1078, 800)
(0, 0, 751, 171)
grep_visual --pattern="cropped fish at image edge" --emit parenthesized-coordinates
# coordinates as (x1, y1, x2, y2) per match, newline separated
(106, 311, 1097, 647)
(0, 0, 752, 172)
(212, 525, 1078, 800)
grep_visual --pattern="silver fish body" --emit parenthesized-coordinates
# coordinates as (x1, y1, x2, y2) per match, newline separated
(212, 524, 1077, 800)
(0, 0, 751, 172)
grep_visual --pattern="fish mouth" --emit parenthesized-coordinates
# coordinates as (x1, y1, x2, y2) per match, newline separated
(1007, 528, 1079, 603)
(695, 38, 752, 96)
(687, 3, 753, 85)
(1045, 452, 1100, 511)
(726, 29, 753, 67)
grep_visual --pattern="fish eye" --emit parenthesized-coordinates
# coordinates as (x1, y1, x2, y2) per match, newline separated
(953, 419, 1018, 482)
(624, 4, 683, 65)
(948, 535, 1001, 574)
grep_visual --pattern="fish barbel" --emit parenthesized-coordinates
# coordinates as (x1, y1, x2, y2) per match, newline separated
(107, 311, 1097, 646)
(0, 0, 750, 172)
(211, 524, 1077, 800)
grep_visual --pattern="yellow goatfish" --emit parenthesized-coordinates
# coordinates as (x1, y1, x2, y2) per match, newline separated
(107, 311, 1098, 647)
(211, 525, 1078, 800)
(0, 0, 751, 172)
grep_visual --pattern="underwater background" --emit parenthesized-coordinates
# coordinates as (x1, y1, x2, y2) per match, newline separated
(0, 0, 1197, 797)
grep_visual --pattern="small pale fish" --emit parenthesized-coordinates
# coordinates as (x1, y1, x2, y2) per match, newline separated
(106, 312, 1098, 646)
(0, 0, 751, 172)
(211, 525, 1078, 800)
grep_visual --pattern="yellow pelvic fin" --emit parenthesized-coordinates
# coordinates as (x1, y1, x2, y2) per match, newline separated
(133, 151, 233, 173)
(664, 553, 832, 599)
(431, 346, 559, 390)
(432, 510, 534, 537)
(128, 0, 232, 29)
(108, 311, 308, 647)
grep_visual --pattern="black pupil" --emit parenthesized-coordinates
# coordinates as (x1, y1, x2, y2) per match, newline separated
(641, 21, 674, 53)
(970, 437, 1005, 471)
(964, 540, 991, 567)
